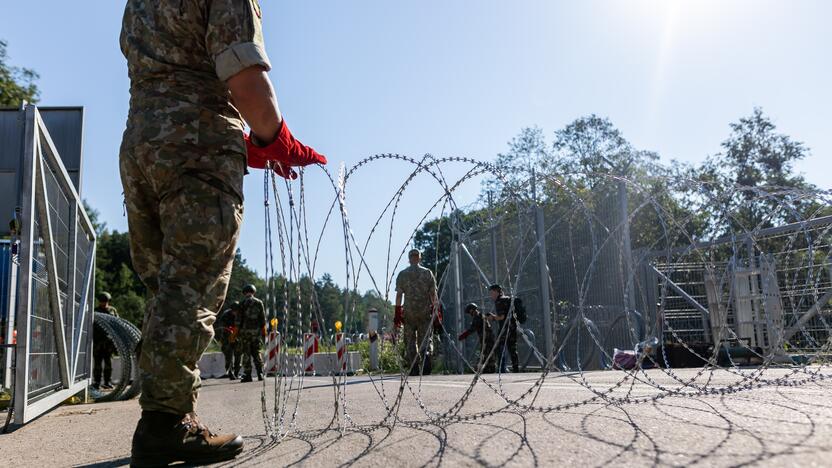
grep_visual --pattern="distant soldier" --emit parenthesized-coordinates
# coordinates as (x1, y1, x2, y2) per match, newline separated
(237, 284, 266, 382)
(395, 249, 438, 376)
(215, 301, 241, 380)
(488, 284, 520, 373)
(458, 303, 496, 373)
(93, 292, 119, 390)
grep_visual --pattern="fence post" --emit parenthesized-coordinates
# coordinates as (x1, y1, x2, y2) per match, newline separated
(451, 239, 464, 374)
(531, 170, 554, 364)
(618, 179, 637, 315)
(488, 191, 498, 285)
(534, 205, 554, 364)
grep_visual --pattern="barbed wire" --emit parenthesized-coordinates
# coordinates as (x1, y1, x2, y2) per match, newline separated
(255, 155, 832, 444)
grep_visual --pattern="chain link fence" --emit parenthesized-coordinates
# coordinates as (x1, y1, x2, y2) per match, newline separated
(439, 173, 832, 373)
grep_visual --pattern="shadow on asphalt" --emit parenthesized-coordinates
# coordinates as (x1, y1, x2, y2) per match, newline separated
(204, 378, 832, 467)
(75, 457, 130, 467)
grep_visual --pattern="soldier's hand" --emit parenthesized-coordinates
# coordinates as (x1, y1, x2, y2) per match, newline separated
(245, 121, 327, 169)
(394, 305, 404, 329)
(247, 150, 298, 179)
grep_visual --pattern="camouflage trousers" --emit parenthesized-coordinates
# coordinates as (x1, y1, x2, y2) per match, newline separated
(238, 332, 264, 376)
(476, 335, 497, 373)
(220, 340, 240, 374)
(120, 138, 244, 415)
(402, 316, 433, 372)
(496, 326, 519, 372)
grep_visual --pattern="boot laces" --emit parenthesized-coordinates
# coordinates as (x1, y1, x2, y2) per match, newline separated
(179, 413, 217, 439)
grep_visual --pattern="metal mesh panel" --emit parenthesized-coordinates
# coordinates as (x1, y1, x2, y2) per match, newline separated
(72, 217, 94, 382)
(648, 220, 832, 353)
(27, 215, 62, 400)
(0, 241, 13, 389)
(8, 107, 96, 423)
(42, 152, 75, 364)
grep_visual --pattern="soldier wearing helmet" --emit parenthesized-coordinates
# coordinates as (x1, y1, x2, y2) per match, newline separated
(215, 301, 241, 380)
(237, 284, 266, 382)
(93, 292, 119, 390)
(458, 303, 496, 373)
(488, 284, 520, 373)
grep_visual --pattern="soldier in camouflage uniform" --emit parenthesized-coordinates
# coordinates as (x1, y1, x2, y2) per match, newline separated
(120, 0, 325, 464)
(214, 301, 241, 380)
(489, 284, 520, 373)
(237, 284, 266, 382)
(93, 292, 119, 390)
(458, 303, 496, 373)
(395, 249, 438, 376)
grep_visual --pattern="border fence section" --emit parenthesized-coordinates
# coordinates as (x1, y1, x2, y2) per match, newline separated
(0, 105, 95, 424)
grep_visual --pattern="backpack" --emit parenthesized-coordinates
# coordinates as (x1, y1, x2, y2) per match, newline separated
(513, 297, 527, 324)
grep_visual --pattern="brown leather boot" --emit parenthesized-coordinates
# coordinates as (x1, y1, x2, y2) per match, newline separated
(130, 411, 243, 467)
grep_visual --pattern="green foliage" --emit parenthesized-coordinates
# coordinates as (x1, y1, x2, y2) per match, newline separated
(697, 107, 815, 234)
(268, 274, 393, 348)
(412, 209, 483, 282)
(85, 201, 147, 327)
(0, 40, 39, 107)
(413, 110, 819, 310)
(83, 196, 392, 332)
(356, 339, 404, 373)
(224, 249, 266, 309)
(484, 126, 551, 197)
(84, 108, 819, 337)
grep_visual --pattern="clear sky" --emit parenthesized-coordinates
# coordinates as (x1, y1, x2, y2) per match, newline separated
(2, 1, 830, 293)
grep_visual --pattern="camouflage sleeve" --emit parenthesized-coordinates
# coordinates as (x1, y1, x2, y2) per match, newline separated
(395, 271, 404, 293)
(206, 0, 272, 81)
(467, 315, 478, 335)
(258, 299, 267, 325)
(427, 270, 437, 297)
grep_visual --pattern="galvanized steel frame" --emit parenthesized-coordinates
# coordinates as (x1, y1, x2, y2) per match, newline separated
(12, 105, 96, 424)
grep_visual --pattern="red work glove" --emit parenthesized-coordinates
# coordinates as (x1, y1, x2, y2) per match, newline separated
(432, 304, 443, 332)
(394, 305, 404, 329)
(458, 330, 470, 341)
(246, 147, 298, 178)
(245, 121, 327, 168)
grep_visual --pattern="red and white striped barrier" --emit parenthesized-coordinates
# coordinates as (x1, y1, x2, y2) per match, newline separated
(264, 331, 281, 374)
(335, 333, 347, 374)
(303, 333, 317, 375)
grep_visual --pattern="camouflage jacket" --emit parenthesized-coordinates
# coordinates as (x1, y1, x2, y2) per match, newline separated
(94, 305, 119, 318)
(395, 264, 437, 319)
(120, 0, 271, 157)
(238, 296, 266, 333)
(465, 311, 494, 343)
(214, 308, 238, 341)
(494, 295, 518, 330)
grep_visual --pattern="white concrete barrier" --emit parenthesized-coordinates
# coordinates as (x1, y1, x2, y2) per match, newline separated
(112, 351, 362, 380)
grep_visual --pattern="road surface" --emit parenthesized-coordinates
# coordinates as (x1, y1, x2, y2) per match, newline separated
(2, 367, 831, 467)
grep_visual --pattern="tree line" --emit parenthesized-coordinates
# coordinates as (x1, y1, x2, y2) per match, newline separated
(88, 209, 390, 337)
(414, 109, 829, 315)
(6, 37, 825, 334)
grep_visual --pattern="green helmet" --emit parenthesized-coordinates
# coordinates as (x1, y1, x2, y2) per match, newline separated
(242, 284, 256, 295)
(98, 292, 112, 302)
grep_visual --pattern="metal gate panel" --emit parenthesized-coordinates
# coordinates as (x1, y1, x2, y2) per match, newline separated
(12, 105, 95, 424)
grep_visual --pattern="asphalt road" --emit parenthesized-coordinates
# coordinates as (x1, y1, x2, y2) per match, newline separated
(2, 367, 832, 467)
